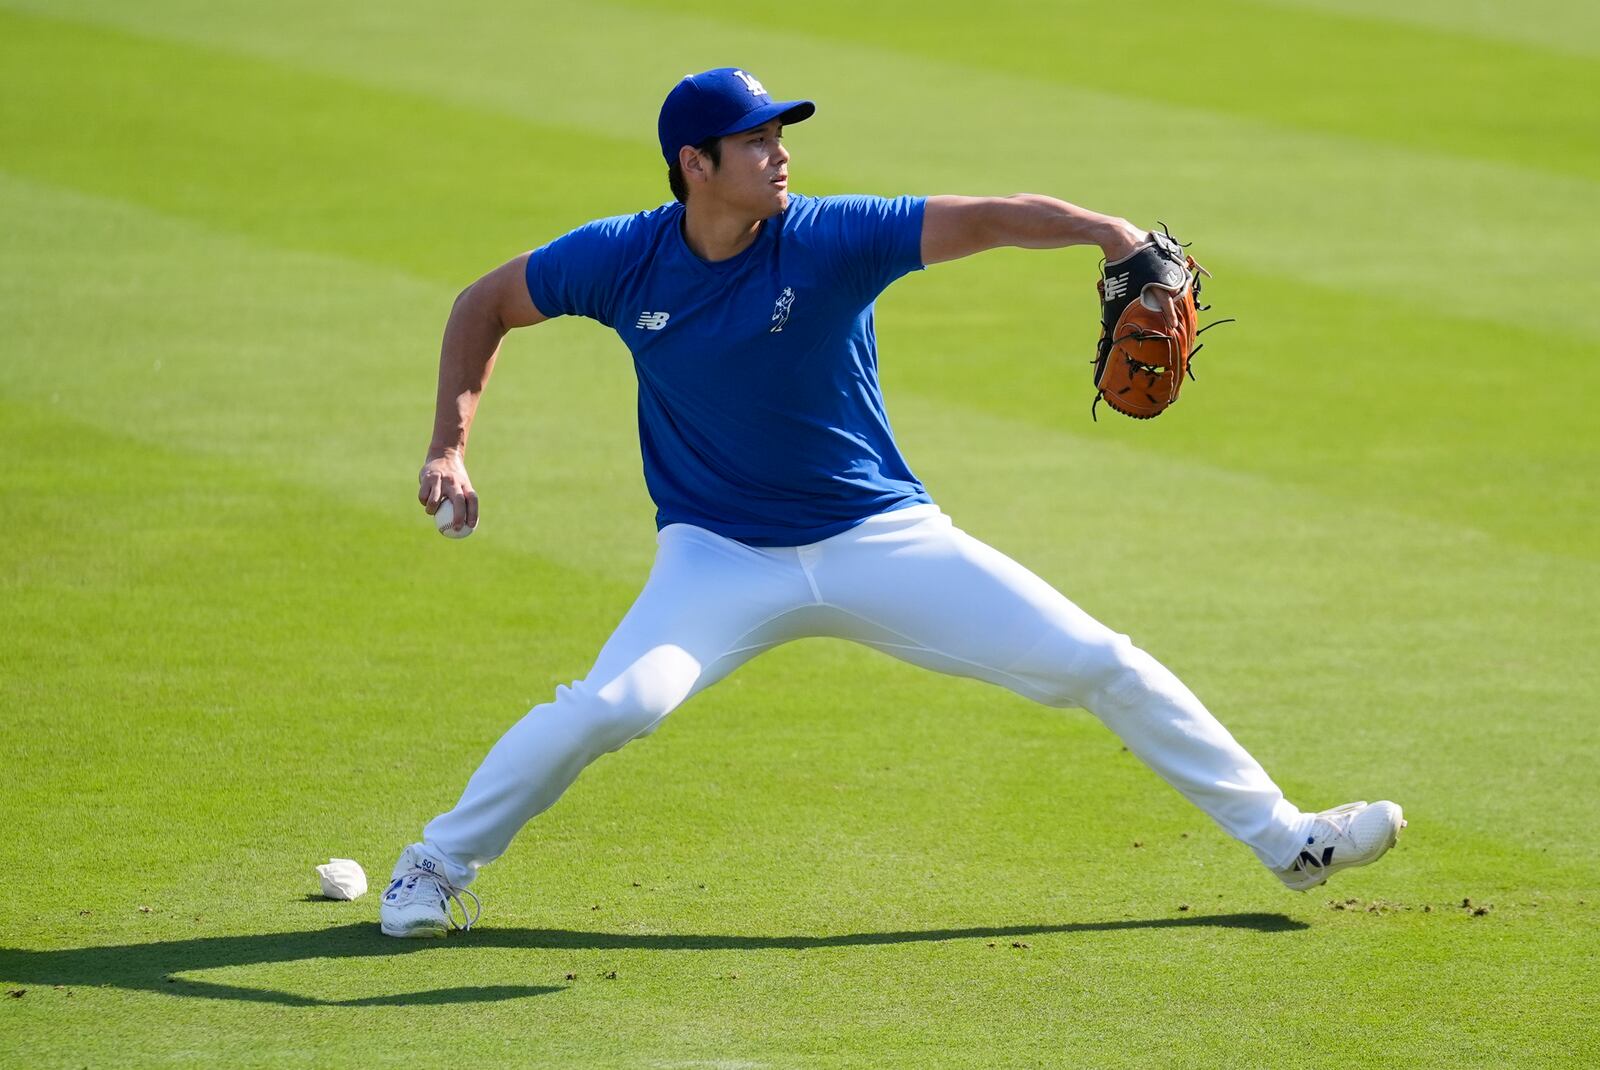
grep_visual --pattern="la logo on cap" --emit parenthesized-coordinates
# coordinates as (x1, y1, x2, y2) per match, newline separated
(732, 70, 766, 95)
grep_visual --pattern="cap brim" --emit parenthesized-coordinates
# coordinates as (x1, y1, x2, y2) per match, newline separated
(713, 99, 815, 138)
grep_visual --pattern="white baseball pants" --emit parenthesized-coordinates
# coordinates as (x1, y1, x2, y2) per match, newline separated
(418, 504, 1311, 886)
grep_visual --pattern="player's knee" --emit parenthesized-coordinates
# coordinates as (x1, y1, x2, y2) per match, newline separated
(1034, 630, 1152, 709)
(1089, 635, 1174, 710)
(571, 675, 683, 754)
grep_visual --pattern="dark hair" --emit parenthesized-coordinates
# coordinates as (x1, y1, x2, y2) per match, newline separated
(667, 135, 723, 204)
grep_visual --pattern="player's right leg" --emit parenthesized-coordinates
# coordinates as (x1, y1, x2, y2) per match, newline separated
(799, 505, 1402, 887)
(380, 524, 814, 937)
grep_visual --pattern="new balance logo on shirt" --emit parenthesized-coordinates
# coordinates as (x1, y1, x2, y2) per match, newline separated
(1103, 273, 1130, 301)
(636, 311, 671, 331)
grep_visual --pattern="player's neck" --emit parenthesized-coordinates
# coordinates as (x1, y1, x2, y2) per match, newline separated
(681, 198, 766, 263)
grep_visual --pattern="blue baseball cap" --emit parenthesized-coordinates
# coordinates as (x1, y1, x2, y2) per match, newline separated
(658, 67, 815, 165)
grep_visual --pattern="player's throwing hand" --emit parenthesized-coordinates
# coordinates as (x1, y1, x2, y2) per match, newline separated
(419, 451, 477, 534)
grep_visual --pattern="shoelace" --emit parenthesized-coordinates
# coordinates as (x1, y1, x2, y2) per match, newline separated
(446, 884, 482, 931)
(1293, 804, 1368, 871)
(398, 869, 482, 931)
(1317, 803, 1365, 840)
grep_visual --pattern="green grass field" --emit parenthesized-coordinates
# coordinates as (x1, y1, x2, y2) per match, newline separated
(3, 2, 1597, 1066)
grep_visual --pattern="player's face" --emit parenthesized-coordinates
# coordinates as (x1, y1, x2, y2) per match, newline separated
(708, 119, 789, 217)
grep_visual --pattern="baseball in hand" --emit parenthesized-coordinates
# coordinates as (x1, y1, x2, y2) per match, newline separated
(433, 498, 476, 539)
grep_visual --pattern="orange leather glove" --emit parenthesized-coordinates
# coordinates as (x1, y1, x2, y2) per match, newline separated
(1091, 229, 1227, 420)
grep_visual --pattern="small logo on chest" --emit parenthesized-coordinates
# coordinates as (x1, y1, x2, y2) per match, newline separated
(635, 311, 671, 331)
(769, 287, 796, 333)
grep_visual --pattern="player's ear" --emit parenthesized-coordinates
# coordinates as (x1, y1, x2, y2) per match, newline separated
(680, 143, 712, 187)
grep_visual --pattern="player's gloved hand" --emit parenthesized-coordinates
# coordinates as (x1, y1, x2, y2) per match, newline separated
(419, 450, 478, 532)
(1089, 224, 1231, 421)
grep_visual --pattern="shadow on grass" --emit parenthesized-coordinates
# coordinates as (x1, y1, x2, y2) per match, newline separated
(0, 912, 1305, 1006)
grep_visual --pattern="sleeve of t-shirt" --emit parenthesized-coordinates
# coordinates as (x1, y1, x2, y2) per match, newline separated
(811, 194, 927, 300)
(523, 216, 632, 328)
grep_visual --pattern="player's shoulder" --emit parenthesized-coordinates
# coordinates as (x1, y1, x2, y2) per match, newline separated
(558, 201, 681, 250)
(782, 192, 921, 232)
(782, 192, 865, 226)
(778, 193, 859, 242)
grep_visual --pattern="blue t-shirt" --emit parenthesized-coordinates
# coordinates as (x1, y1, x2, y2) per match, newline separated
(524, 192, 932, 546)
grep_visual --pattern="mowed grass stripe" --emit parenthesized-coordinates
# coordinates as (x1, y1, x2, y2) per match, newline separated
(15, 0, 1600, 186)
(1263, 0, 1600, 60)
(0, 8, 658, 289)
(617, 0, 1600, 182)
(4, 3, 1597, 340)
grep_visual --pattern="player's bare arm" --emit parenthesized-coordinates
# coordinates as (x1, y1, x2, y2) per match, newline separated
(920, 194, 1146, 266)
(420, 253, 548, 530)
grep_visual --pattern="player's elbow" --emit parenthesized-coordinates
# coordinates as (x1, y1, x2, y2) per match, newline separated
(465, 254, 545, 331)
(450, 278, 490, 321)
(452, 270, 523, 335)
(445, 289, 471, 337)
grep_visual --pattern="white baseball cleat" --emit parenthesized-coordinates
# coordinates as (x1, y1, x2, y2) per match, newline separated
(1275, 801, 1406, 892)
(379, 845, 481, 938)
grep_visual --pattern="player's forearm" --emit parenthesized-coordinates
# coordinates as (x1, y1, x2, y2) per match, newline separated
(922, 194, 1144, 265)
(427, 287, 506, 460)
(985, 194, 1137, 252)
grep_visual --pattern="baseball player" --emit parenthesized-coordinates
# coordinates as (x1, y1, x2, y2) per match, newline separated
(381, 68, 1403, 937)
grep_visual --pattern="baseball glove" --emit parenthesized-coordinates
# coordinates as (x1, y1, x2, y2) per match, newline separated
(1091, 226, 1228, 420)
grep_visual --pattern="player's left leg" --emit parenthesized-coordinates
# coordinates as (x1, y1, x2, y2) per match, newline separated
(802, 505, 1398, 882)
(379, 522, 818, 937)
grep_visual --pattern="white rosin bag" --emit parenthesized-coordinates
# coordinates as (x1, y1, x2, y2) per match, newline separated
(315, 858, 368, 900)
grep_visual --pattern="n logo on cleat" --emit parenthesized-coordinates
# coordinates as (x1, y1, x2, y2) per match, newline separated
(1296, 846, 1335, 870)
